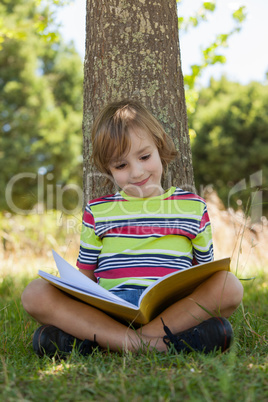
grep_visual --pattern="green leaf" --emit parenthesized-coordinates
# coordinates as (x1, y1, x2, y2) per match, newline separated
(218, 33, 229, 47)
(189, 16, 198, 27)
(211, 54, 226, 64)
(203, 2, 216, 12)
(191, 64, 201, 77)
(178, 16, 184, 29)
(232, 6, 247, 23)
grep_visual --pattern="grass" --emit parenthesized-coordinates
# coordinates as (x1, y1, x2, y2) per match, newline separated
(1, 272, 267, 400)
(0, 210, 268, 401)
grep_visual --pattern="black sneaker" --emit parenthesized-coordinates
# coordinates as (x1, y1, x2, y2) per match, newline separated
(162, 317, 233, 354)
(33, 325, 99, 358)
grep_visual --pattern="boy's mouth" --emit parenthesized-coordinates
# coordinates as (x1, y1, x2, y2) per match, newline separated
(131, 176, 151, 186)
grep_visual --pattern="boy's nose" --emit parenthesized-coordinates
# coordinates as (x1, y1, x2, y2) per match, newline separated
(130, 163, 144, 179)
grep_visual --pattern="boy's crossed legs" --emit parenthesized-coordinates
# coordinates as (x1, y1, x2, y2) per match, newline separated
(21, 271, 243, 355)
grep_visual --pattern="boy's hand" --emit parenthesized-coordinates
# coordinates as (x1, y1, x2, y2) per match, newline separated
(79, 269, 97, 282)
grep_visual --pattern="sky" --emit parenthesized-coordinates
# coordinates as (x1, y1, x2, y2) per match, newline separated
(56, 0, 268, 87)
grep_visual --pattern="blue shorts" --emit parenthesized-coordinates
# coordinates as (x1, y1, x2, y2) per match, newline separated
(109, 289, 145, 307)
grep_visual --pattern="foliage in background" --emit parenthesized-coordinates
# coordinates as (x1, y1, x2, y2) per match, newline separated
(0, 0, 83, 211)
(177, 0, 247, 120)
(1, 0, 263, 217)
(191, 77, 268, 213)
(0, 0, 67, 49)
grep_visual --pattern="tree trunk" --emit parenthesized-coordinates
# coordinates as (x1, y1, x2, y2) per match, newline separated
(83, 0, 194, 205)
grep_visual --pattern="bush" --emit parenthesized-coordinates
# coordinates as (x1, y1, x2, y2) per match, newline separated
(191, 77, 268, 217)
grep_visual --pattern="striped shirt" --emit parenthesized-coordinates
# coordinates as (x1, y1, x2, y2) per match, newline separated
(76, 187, 214, 291)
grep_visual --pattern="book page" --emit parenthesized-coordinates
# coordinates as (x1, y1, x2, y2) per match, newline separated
(50, 250, 126, 303)
(39, 270, 111, 300)
(39, 270, 135, 307)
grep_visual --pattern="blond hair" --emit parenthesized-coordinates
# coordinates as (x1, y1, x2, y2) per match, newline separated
(91, 99, 177, 178)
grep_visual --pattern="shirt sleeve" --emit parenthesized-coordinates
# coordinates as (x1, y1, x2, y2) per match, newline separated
(76, 203, 102, 270)
(192, 203, 214, 264)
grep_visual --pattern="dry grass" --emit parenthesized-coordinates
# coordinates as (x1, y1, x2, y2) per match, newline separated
(206, 191, 268, 279)
(0, 211, 81, 278)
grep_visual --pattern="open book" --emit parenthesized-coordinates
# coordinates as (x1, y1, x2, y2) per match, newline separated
(39, 251, 230, 325)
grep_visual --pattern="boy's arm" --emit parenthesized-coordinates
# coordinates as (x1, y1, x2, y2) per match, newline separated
(79, 268, 97, 282)
(192, 204, 214, 264)
(76, 203, 102, 278)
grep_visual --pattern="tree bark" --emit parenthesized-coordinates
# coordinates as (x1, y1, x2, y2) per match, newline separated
(83, 0, 194, 205)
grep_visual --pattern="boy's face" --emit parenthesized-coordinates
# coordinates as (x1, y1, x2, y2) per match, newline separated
(109, 128, 164, 198)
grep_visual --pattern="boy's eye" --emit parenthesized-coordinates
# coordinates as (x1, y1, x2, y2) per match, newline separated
(141, 154, 151, 161)
(115, 163, 127, 170)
